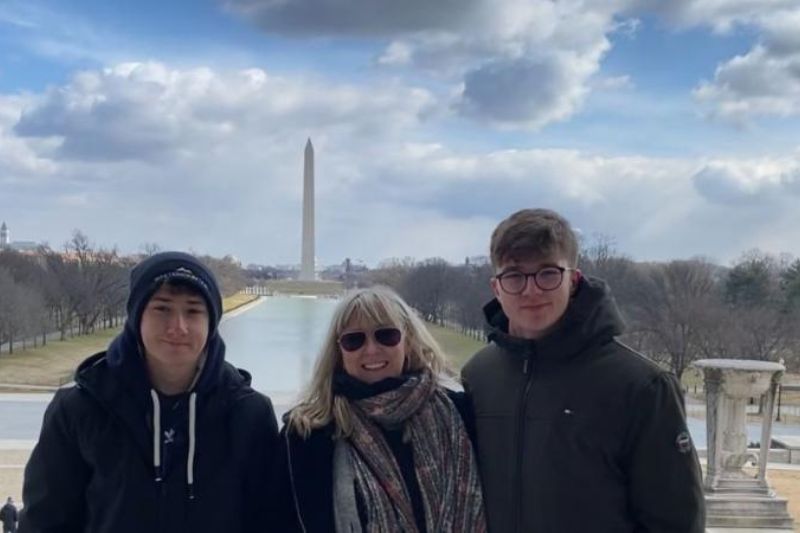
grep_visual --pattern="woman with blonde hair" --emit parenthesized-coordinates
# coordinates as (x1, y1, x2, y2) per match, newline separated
(278, 286, 486, 532)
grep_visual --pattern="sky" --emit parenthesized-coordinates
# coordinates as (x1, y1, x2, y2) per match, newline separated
(1, 0, 799, 268)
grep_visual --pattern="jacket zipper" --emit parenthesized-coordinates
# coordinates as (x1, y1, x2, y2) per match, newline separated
(514, 351, 535, 533)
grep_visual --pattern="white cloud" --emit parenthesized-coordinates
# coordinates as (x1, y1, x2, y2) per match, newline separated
(691, 159, 796, 203)
(640, 0, 793, 33)
(14, 62, 436, 162)
(643, 1, 800, 122)
(0, 95, 58, 183)
(592, 75, 634, 91)
(227, 0, 632, 128)
(4, 60, 800, 266)
(694, 42, 800, 123)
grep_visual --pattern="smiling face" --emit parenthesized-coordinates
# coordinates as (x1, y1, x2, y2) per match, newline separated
(491, 256, 579, 340)
(140, 284, 209, 378)
(339, 317, 406, 384)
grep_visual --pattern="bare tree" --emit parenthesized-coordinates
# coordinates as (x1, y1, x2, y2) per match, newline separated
(628, 259, 717, 380)
(401, 258, 452, 325)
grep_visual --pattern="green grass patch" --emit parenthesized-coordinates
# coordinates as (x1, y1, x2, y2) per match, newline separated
(0, 327, 120, 388)
(426, 323, 486, 370)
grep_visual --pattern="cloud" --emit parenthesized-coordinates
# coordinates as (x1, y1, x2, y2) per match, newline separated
(5, 60, 800, 267)
(457, 52, 601, 128)
(643, 1, 800, 122)
(643, 0, 797, 33)
(227, 0, 628, 128)
(0, 95, 57, 184)
(14, 62, 436, 162)
(223, 0, 483, 36)
(694, 42, 800, 123)
(692, 161, 784, 204)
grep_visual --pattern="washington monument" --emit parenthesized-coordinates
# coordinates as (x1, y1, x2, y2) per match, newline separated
(299, 138, 315, 281)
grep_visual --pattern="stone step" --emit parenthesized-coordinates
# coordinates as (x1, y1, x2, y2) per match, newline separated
(705, 494, 794, 529)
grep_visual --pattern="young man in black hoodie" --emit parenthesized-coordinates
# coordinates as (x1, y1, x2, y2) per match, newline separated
(462, 209, 705, 533)
(19, 251, 280, 533)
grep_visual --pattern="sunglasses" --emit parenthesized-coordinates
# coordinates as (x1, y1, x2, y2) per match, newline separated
(338, 327, 403, 352)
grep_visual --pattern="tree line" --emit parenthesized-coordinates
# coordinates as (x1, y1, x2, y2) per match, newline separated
(359, 241, 800, 380)
(0, 232, 247, 355)
(4, 231, 799, 380)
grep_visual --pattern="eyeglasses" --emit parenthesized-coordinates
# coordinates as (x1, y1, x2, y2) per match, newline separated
(338, 327, 403, 352)
(495, 266, 574, 295)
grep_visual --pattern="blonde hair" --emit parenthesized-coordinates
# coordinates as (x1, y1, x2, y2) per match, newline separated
(286, 286, 452, 438)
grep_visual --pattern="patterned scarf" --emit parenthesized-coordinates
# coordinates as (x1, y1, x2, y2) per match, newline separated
(345, 372, 486, 533)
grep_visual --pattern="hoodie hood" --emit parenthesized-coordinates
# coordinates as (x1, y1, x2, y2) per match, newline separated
(105, 251, 226, 399)
(484, 275, 625, 363)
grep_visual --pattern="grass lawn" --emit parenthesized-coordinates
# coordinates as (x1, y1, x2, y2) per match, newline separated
(262, 279, 344, 296)
(0, 328, 120, 389)
(0, 292, 259, 390)
(426, 323, 486, 370)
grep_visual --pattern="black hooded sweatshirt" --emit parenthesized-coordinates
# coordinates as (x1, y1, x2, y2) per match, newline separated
(19, 252, 281, 533)
(462, 276, 705, 533)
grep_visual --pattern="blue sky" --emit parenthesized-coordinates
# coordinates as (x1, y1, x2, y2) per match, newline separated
(1, 0, 799, 267)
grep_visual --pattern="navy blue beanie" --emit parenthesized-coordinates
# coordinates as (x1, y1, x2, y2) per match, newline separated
(127, 251, 223, 334)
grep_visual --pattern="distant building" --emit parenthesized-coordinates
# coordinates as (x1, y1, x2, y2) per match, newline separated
(0, 221, 41, 253)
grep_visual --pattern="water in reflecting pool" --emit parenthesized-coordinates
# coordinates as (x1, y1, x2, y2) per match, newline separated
(220, 295, 338, 400)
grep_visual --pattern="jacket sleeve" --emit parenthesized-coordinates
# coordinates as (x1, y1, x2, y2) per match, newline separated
(241, 394, 283, 533)
(19, 390, 91, 533)
(623, 372, 706, 533)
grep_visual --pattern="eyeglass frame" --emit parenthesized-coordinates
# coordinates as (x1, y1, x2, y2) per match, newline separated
(494, 266, 577, 295)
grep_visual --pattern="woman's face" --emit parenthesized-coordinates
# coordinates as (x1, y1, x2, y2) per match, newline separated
(338, 318, 407, 384)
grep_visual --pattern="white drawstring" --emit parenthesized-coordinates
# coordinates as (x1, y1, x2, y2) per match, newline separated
(151, 388, 198, 499)
(150, 389, 162, 482)
(187, 392, 197, 500)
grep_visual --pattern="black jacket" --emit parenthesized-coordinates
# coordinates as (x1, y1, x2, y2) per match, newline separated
(19, 352, 280, 533)
(20, 252, 282, 533)
(0, 503, 18, 529)
(278, 386, 475, 533)
(461, 276, 705, 533)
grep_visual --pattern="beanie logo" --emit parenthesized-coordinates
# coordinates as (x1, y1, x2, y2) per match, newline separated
(154, 267, 210, 292)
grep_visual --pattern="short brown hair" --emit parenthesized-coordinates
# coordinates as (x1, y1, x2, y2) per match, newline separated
(490, 208, 579, 268)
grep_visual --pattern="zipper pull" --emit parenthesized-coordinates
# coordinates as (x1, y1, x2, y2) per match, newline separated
(523, 358, 529, 374)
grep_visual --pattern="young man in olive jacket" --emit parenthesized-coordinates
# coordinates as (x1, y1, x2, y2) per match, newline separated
(462, 209, 705, 533)
(19, 251, 281, 533)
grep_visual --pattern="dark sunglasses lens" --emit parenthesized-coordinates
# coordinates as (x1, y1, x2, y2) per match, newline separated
(339, 332, 366, 351)
(374, 328, 402, 347)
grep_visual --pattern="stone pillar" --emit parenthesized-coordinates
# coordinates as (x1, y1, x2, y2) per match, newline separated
(694, 359, 793, 530)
